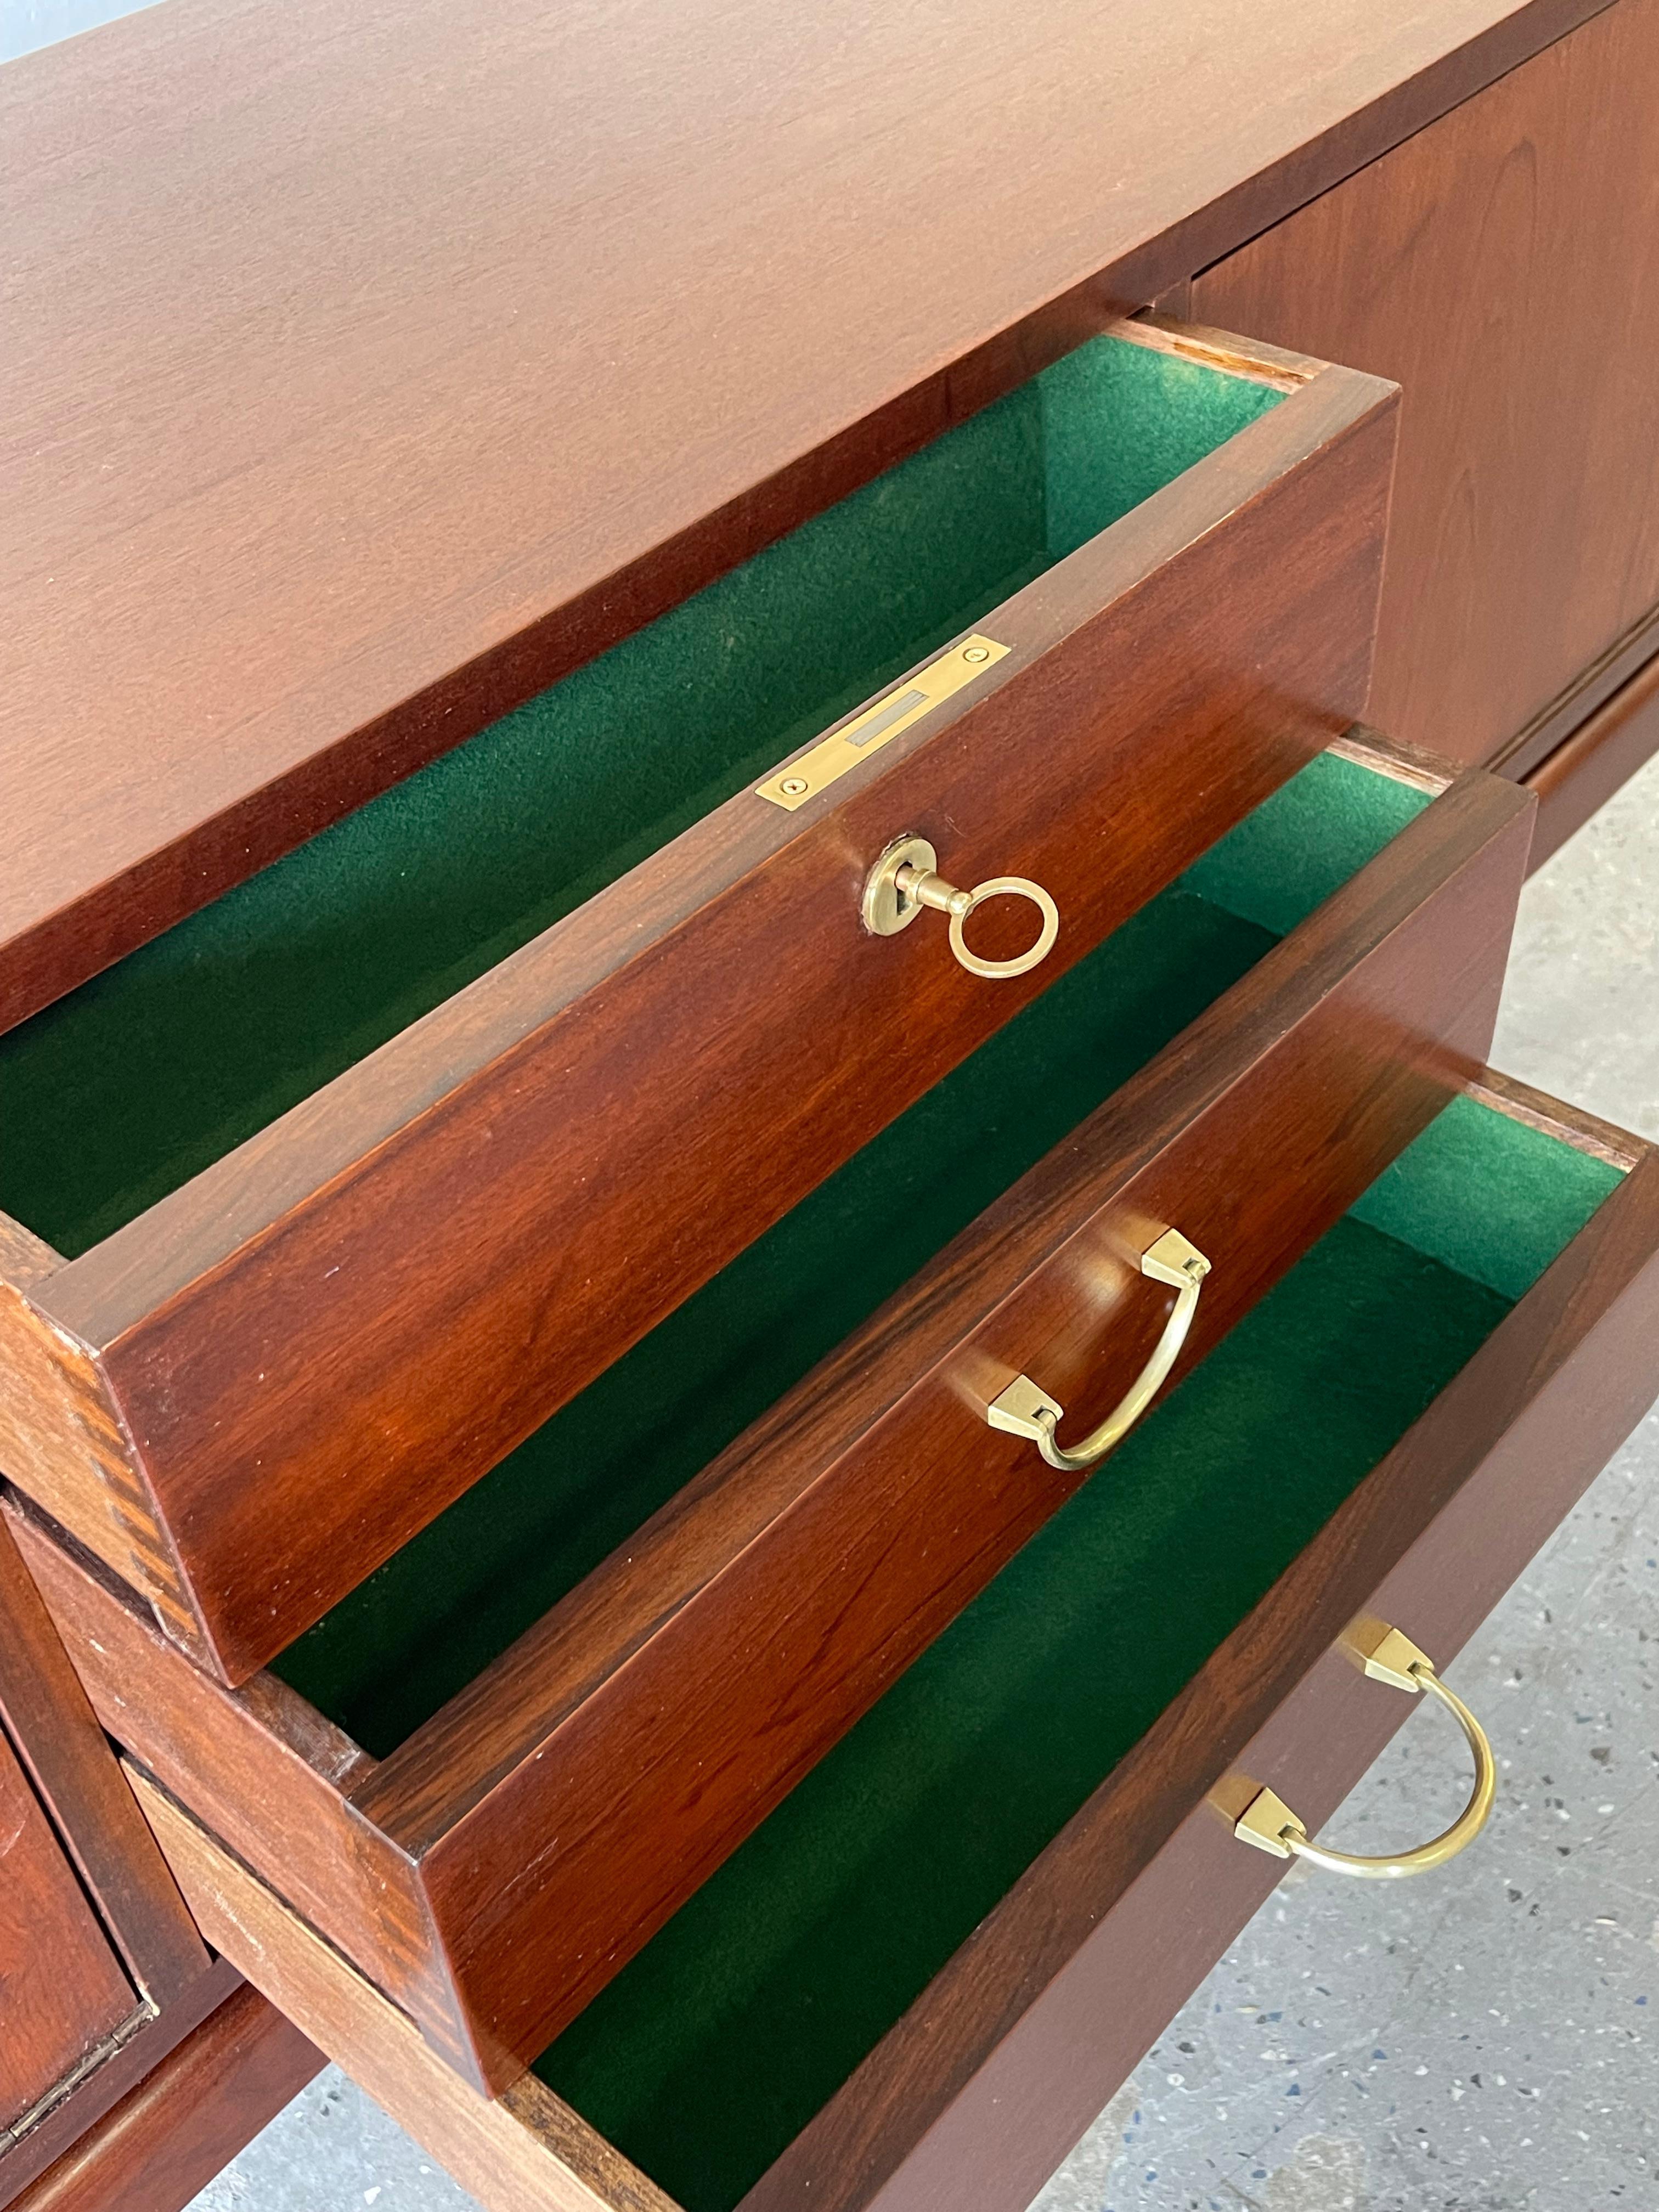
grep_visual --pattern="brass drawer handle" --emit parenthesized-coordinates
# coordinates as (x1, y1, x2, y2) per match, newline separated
(1233, 1624, 1497, 1879)
(862, 833, 1059, 980)
(984, 1228, 1210, 1471)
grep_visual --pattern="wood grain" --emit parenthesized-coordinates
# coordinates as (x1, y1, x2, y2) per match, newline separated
(352, 769, 1532, 2081)
(0, 1728, 137, 2136)
(0, 1960, 240, 2212)
(11, 756, 1539, 2092)
(127, 1775, 680, 2212)
(111, 1089, 1659, 2212)
(0, 1515, 206, 2008)
(17, 360, 1399, 1686)
(6, 1982, 320, 2212)
(1190, 0, 1659, 770)
(742, 1120, 1659, 2212)
(1496, 598, 1659, 783)
(0, 1239, 190, 1637)
(0, 1506, 490, 2072)
(0, 0, 1607, 1028)
(7, 1981, 320, 2212)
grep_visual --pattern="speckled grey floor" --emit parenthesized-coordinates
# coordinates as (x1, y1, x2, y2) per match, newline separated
(187, 751, 1659, 2212)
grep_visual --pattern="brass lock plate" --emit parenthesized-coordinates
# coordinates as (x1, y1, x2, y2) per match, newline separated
(755, 635, 1010, 811)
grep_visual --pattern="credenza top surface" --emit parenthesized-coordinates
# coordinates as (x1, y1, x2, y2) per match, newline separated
(0, 0, 1606, 1018)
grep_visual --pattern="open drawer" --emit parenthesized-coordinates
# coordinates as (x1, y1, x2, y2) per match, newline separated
(6, 741, 1541, 2091)
(0, 318, 1395, 1686)
(114, 1066, 1659, 2212)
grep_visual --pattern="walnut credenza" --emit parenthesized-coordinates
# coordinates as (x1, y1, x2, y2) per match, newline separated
(4, 3, 1657, 2209)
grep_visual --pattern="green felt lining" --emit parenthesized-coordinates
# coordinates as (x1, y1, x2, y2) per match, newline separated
(271, 753, 1427, 1748)
(530, 1106, 1619, 2212)
(1348, 1091, 1620, 1300)
(0, 335, 1283, 1260)
(250, 748, 1617, 2210)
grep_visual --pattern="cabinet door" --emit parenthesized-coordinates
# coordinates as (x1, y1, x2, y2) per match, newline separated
(0, 1726, 136, 2136)
(1190, 0, 1659, 770)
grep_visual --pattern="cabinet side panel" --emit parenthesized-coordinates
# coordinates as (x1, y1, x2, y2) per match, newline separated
(0, 1516, 206, 2007)
(0, 1729, 136, 2134)
(4, 1982, 321, 2212)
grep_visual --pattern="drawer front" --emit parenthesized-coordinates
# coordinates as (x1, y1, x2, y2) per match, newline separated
(10, 749, 1535, 2093)
(0, 325, 1397, 1686)
(117, 1077, 1659, 2212)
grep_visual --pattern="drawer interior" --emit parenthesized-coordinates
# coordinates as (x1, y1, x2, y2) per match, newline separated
(0, 332, 1284, 1261)
(526, 1091, 1620, 2212)
(272, 749, 1431, 1750)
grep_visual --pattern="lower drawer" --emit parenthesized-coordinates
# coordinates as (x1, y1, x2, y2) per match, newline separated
(40, 1071, 1659, 2212)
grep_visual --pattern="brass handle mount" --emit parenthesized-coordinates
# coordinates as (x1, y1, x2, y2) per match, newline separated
(862, 834, 1059, 981)
(985, 1228, 1210, 1472)
(1233, 1624, 1496, 1879)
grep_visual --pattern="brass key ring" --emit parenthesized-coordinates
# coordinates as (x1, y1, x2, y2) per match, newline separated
(862, 834, 1059, 981)
(1232, 1624, 1497, 1878)
(985, 1228, 1210, 1471)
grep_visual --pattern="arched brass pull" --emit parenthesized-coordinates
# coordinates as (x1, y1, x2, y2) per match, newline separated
(984, 1229, 1210, 1472)
(1233, 1625, 1497, 1879)
(862, 833, 1059, 981)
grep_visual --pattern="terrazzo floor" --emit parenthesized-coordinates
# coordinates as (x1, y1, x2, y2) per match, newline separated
(188, 750, 1659, 2212)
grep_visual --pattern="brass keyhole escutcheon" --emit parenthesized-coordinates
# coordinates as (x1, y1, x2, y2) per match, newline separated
(861, 834, 1059, 981)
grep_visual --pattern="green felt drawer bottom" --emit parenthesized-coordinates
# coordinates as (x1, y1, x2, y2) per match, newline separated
(531, 1094, 1617, 2212)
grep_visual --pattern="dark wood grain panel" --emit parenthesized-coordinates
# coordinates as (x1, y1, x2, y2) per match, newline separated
(16, 359, 1398, 1686)
(1190, 0, 1659, 771)
(0, 1729, 137, 2136)
(351, 771, 1531, 2080)
(0, 1516, 205, 2007)
(7, 1980, 320, 2212)
(0, 0, 1606, 1025)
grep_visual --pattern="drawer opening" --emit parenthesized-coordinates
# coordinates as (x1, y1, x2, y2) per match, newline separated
(526, 1091, 1621, 2212)
(0, 330, 1286, 1262)
(272, 749, 1434, 1752)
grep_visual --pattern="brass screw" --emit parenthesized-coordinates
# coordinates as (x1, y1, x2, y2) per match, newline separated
(780, 776, 809, 797)
(962, 645, 990, 663)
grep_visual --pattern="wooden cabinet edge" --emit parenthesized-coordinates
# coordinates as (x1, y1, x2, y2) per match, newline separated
(1520, 646, 1659, 870)
(0, 1515, 207, 2007)
(122, 1771, 675, 2212)
(5, 1976, 321, 2212)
